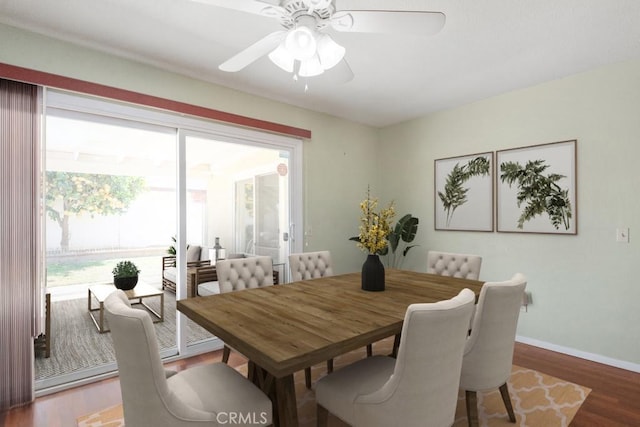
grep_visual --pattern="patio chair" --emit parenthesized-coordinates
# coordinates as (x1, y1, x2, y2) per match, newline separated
(162, 244, 210, 293)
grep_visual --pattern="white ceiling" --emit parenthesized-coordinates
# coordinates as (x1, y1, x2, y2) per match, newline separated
(1, 0, 640, 127)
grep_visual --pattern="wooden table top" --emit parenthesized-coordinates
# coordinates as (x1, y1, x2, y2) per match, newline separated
(177, 269, 483, 378)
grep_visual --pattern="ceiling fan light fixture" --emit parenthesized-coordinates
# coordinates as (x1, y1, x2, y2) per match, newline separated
(268, 41, 295, 72)
(316, 33, 345, 70)
(284, 25, 317, 60)
(265, 6, 347, 79)
(298, 54, 324, 77)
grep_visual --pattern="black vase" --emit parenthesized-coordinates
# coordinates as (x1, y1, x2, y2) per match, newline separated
(114, 276, 138, 290)
(361, 254, 385, 292)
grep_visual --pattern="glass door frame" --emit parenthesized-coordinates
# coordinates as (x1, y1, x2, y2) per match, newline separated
(40, 89, 304, 390)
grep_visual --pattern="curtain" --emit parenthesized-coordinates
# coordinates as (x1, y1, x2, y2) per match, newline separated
(0, 78, 41, 410)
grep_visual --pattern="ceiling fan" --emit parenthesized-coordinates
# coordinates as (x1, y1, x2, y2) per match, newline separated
(195, 0, 445, 81)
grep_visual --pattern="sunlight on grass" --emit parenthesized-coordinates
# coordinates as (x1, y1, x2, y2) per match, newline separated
(46, 255, 162, 287)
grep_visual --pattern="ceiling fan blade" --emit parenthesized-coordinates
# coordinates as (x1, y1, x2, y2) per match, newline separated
(190, 0, 282, 16)
(330, 58, 354, 84)
(219, 31, 286, 72)
(332, 10, 445, 36)
(335, 0, 437, 12)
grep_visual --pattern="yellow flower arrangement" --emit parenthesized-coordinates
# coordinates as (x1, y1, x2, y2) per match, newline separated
(356, 187, 395, 255)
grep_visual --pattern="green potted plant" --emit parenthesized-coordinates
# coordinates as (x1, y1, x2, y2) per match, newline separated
(112, 260, 141, 290)
(383, 213, 420, 268)
(351, 213, 420, 268)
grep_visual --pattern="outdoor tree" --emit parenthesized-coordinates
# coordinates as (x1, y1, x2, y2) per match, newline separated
(45, 172, 146, 251)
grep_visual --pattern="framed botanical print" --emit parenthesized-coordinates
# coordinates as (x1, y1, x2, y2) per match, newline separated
(434, 152, 494, 231)
(496, 140, 577, 234)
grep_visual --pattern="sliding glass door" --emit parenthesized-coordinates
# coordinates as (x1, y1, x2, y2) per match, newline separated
(184, 134, 291, 306)
(39, 108, 177, 389)
(237, 170, 290, 281)
(36, 90, 303, 392)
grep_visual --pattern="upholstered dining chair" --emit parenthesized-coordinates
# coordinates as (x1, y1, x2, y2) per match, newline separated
(195, 253, 247, 297)
(460, 273, 527, 427)
(104, 290, 272, 427)
(315, 288, 475, 427)
(387, 250, 483, 359)
(217, 255, 274, 364)
(289, 250, 334, 281)
(289, 250, 354, 389)
(426, 250, 483, 280)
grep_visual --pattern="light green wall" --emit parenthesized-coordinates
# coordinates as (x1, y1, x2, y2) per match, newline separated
(3, 22, 639, 367)
(378, 59, 640, 367)
(0, 23, 377, 274)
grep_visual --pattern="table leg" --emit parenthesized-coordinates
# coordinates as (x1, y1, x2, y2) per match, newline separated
(88, 288, 108, 333)
(247, 364, 297, 427)
(139, 294, 164, 323)
(274, 375, 298, 427)
(99, 301, 105, 333)
(160, 292, 164, 321)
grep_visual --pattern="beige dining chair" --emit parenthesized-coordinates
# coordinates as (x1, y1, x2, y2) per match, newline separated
(426, 250, 483, 280)
(460, 273, 527, 427)
(289, 250, 356, 389)
(289, 250, 334, 281)
(195, 253, 247, 297)
(315, 288, 475, 427)
(217, 255, 274, 363)
(387, 250, 483, 358)
(104, 290, 272, 427)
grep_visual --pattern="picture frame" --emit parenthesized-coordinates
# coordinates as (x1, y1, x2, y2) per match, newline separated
(496, 140, 577, 234)
(434, 152, 494, 231)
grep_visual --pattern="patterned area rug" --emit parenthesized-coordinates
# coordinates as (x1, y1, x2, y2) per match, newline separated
(78, 341, 590, 427)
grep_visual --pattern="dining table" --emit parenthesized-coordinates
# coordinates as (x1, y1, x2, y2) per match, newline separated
(176, 268, 484, 427)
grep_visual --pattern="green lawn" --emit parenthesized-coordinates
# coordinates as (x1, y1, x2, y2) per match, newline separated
(46, 255, 161, 287)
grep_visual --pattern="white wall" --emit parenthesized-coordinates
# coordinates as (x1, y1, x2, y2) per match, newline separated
(45, 189, 176, 251)
(378, 59, 640, 368)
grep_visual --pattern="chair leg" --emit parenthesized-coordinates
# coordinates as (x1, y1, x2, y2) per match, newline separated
(305, 367, 312, 389)
(366, 343, 373, 357)
(317, 404, 329, 427)
(248, 361, 256, 382)
(391, 333, 401, 358)
(306, 359, 334, 389)
(465, 390, 479, 427)
(499, 382, 517, 422)
(222, 345, 231, 363)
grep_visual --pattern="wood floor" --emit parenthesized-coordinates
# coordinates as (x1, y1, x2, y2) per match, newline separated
(512, 343, 640, 426)
(2, 342, 639, 426)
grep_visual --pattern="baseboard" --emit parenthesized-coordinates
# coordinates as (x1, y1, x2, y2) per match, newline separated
(35, 363, 118, 397)
(516, 335, 640, 373)
(35, 339, 223, 397)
